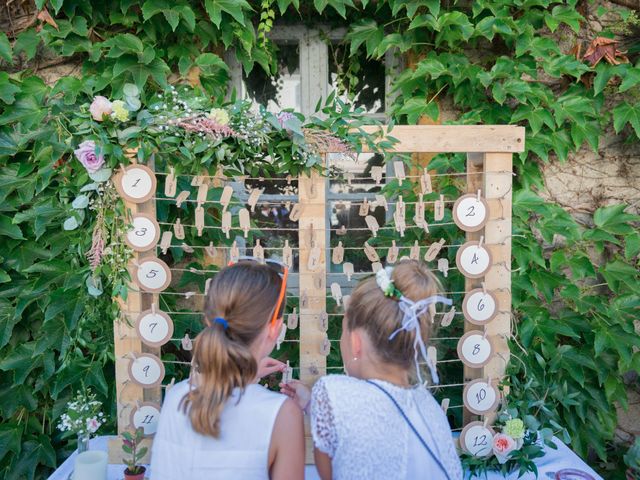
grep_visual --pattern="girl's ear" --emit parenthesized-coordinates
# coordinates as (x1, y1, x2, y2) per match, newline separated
(350, 329, 362, 358)
(267, 317, 283, 341)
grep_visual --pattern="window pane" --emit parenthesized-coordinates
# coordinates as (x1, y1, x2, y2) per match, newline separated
(242, 43, 301, 112)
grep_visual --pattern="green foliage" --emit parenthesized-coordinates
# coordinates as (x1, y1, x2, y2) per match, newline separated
(0, 0, 638, 478)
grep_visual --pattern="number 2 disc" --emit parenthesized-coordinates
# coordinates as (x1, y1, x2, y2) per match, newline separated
(130, 402, 161, 436)
(459, 421, 495, 457)
(463, 379, 500, 415)
(453, 194, 489, 232)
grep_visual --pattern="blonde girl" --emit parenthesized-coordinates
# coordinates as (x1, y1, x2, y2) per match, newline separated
(151, 260, 304, 479)
(282, 260, 462, 479)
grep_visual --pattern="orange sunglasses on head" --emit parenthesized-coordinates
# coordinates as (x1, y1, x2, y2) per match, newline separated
(228, 256, 289, 326)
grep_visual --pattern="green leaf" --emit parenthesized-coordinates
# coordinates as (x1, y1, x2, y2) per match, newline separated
(0, 32, 12, 64)
(14, 29, 40, 61)
(204, 0, 251, 27)
(593, 63, 614, 96)
(612, 102, 640, 137)
(594, 204, 639, 234)
(0, 215, 24, 240)
(545, 6, 583, 33)
(618, 66, 640, 93)
(0, 73, 20, 105)
(163, 9, 180, 31)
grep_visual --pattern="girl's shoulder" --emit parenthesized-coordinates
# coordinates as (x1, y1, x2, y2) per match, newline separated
(312, 374, 367, 397)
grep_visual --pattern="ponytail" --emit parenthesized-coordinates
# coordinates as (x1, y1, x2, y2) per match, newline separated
(180, 262, 282, 438)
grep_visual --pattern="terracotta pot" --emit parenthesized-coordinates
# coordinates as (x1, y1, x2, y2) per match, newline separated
(124, 466, 146, 480)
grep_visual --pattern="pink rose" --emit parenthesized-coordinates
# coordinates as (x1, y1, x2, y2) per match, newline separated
(492, 433, 518, 464)
(74, 141, 105, 173)
(89, 96, 112, 121)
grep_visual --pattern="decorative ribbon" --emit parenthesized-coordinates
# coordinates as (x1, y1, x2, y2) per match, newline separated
(389, 295, 453, 385)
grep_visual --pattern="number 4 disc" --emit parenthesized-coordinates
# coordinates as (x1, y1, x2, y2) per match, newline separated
(453, 194, 489, 232)
(463, 379, 500, 415)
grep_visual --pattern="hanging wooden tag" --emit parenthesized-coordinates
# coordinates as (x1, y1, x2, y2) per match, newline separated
(276, 323, 287, 350)
(414, 195, 426, 228)
(195, 206, 205, 237)
(387, 240, 399, 264)
(253, 240, 264, 261)
(313, 274, 324, 290)
(220, 185, 233, 212)
(320, 334, 331, 356)
(456, 240, 492, 279)
(128, 353, 165, 388)
(205, 242, 217, 259)
(196, 183, 209, 207)
(239, 208, 250, 238)
(336, 225, 347, 236)
(287, 308, 298, 330)
(282, 240, 293, 269)
(424, 238, 446, 262)
(397, 196, 406, 218)
(181, 333, 193, 351)
(125, 214, 160, 252)
(394, 161, 406, 186)
(300, 290, 309, 308)
(175, 190, 190, 208)
(181, 243, 194, 253)
(371, 262, 382, 273)
(191, 175, 205, 187)
(438, 258, 449, 277)
(441, 398, 450, 415)
(343, 262, 354, 281)
(247, 188, 264, 213)
(318, 312, 329, 332)
(282, 361, 293, 384)
(289, 203, 302, 222)
(393, 209, 406, 237)
(434, 194, 445, 221)
(174, 219, 185, 240)
(375, 195, 388, 212)
(441, 306, 456, 327)
(364, 242, 380, 263)
(410, 241, 420, 260)
(420, 169, 432, 194)
(427, 346, 437, 368)
(365, 215, 380, 237)
(308, 246, 322, 271)
(221, 211, 232, 239)
(204, 277, 212, 295)
(453, 192, 489, 232)
(371, 166, 384, 185)
(134, 257, 172, 293)
(230, 241, 240, 263)
(164, 168, 177, 198)
(160, 231, 172, 255)
(359, 198, 370, 217)
(332, 241, 344, 265)
(330, 283, 343, 306)
(115, 164, 156, 204)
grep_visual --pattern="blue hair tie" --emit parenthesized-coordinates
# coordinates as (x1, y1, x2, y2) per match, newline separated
(213, 317, 228, 330)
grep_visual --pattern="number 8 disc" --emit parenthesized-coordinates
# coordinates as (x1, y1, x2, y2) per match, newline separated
(453, 194, 489, 232)
(462, 288, 498, 325)
(457, 331, 493, 368)
(463, 379, 500, 415)
(125, 214, 160, 252)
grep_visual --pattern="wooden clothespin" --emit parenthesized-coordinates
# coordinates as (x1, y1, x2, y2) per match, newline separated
(320, 334, 331, 356)
(371, 166, 383, 185)
(478, 235, 484, 248)
(364, 242, 380, 263)
(336, 225, 347, 236)
(441, 398, 450, 415)
(343, 294, 351, 310)
(205, 277, 212, 295)
(365, 215, 380, 237)
(359, 198, 370, 217)
(313, 274, 324, 290)
(387, 240, 399, 264)
(375, 195, 388, 212)
(308, 225, 321, 272)
(343, 262, 354, 281)
(230, 241, 239, 263)
(414, 195, 426, 228)
(195, 206, 205, 236)
(212, 164, 225, 188)
(181, 243, 194, 253)
(421, 168, 432, 194)
(276, 323, 287, 350)
(282, 240, 293, 269)
(394, 161, 406, 186)
(253, 239, 264, 261)
(434, 194, 445, 221)
(410, 241, 420, 260)
(165, 167, 177, 197)
(441, 306, 456, 327)
(318, 312, 329, 332)
(438, 258, 449, 277)
(300, 290, 309, 308)
(221, 211, 232, 239)
(289, 203, 302, 222)
(332, 241, 344, 265)
(393, 207, 406, 237)
(181, 334, 193, 351)
(247, 188, 264, 213)
(190, 175, 205, 187)
(160, 231, 172, 255)
(345, 172, 354, 186)
(220, 185, 233, 213)
(197, 183, 209, 207)
(282, 361, 293, 384)
(174, 218, 185, 240)
(184, 291, 196, 299)
(239, 208, 250, 238)
(166, 377, 176, 392)
(427, 346, 438, 367)
(424, 238, 446, 262)
(286, 175, 292, 185)
(287, 308, 298, 330)
(176, 190, 190, 208)
(330, 283, 343, 306)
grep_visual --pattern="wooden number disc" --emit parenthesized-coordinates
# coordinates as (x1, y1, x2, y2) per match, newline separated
(130, 402, 161, 436)
(463, 379, 500, 415)
(128, 353, 165, 388)
(125, 213, 160, 252)
(462, 288, 498, 325)
(457, 331, 493, 368)
(453, 194, 489, 232)
(459, 421, 495, 457)
(135, 309, 174, 347)
(135, 257, 172, 292)
(115, 165, 156, 203)
(456, 241, 492, 278)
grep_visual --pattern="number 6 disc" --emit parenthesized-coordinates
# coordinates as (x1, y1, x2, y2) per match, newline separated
(135, 309, 173, 347)
(453, 194, 489, 232)
(134, 257, 171, 293)
(463, 379, 500, 415)
(459, 421, 495, 457)
(462, 288, 498, 325)
(125, 214, 160, 252)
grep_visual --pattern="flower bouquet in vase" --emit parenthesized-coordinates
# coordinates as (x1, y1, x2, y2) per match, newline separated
(122, 427, 148, 480)
(56, 389, 105, 453)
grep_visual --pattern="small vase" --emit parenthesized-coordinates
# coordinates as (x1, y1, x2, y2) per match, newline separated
(77, 432, 90, 453)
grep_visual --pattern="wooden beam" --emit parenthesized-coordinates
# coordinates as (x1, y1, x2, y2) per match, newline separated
(355, 125, 525, 153)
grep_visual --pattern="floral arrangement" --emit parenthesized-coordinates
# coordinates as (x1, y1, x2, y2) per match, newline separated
(461, 408, 556, 478)
(375, 267, 403, 299)
(56, 389, 106, 438)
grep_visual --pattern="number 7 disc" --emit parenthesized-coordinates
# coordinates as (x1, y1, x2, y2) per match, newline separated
(453, 194, 489, 232)
(135, 309, 173, 347)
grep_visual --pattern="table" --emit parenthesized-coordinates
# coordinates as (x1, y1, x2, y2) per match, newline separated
(49, 435, 602, 480)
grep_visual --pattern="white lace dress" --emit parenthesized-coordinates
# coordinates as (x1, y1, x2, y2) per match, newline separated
(311, 375, 463, 480)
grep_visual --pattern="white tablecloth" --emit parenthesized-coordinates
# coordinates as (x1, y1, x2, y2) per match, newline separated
(48, 435, 602, 480)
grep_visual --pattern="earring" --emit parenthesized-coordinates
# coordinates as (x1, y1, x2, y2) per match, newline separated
(352, 356, 358, 361)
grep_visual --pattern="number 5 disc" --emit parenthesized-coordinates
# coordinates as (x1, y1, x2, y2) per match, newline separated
(133, 257, 171, 293)
(463, 379, 500, 415)
(453, 194, 489, 232)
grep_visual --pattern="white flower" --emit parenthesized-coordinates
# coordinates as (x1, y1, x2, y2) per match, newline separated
(376, 267, 393, 294)
(86, 417, 100, 433)
(89, 96, 113, 122)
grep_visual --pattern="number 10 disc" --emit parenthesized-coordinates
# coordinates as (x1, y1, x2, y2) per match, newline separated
(463, 379, 500, 415)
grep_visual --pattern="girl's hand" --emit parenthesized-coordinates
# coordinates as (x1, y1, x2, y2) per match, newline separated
(279, 379, 311, 412)
(257, 357, 286, 379)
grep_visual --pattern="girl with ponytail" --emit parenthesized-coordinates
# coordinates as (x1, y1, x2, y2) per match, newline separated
(150, 260, 304, 479)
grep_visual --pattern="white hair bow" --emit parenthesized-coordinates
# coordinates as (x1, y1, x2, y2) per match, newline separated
(389, 295, 453, 385)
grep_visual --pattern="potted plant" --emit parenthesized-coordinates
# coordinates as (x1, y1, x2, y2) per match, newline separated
(122, 427, 148, 480)
(625, 438, 640, 480)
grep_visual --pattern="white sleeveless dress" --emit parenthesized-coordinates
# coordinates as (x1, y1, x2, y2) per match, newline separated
(311, 375, 463, 480)
(150, 379, 287, 480)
